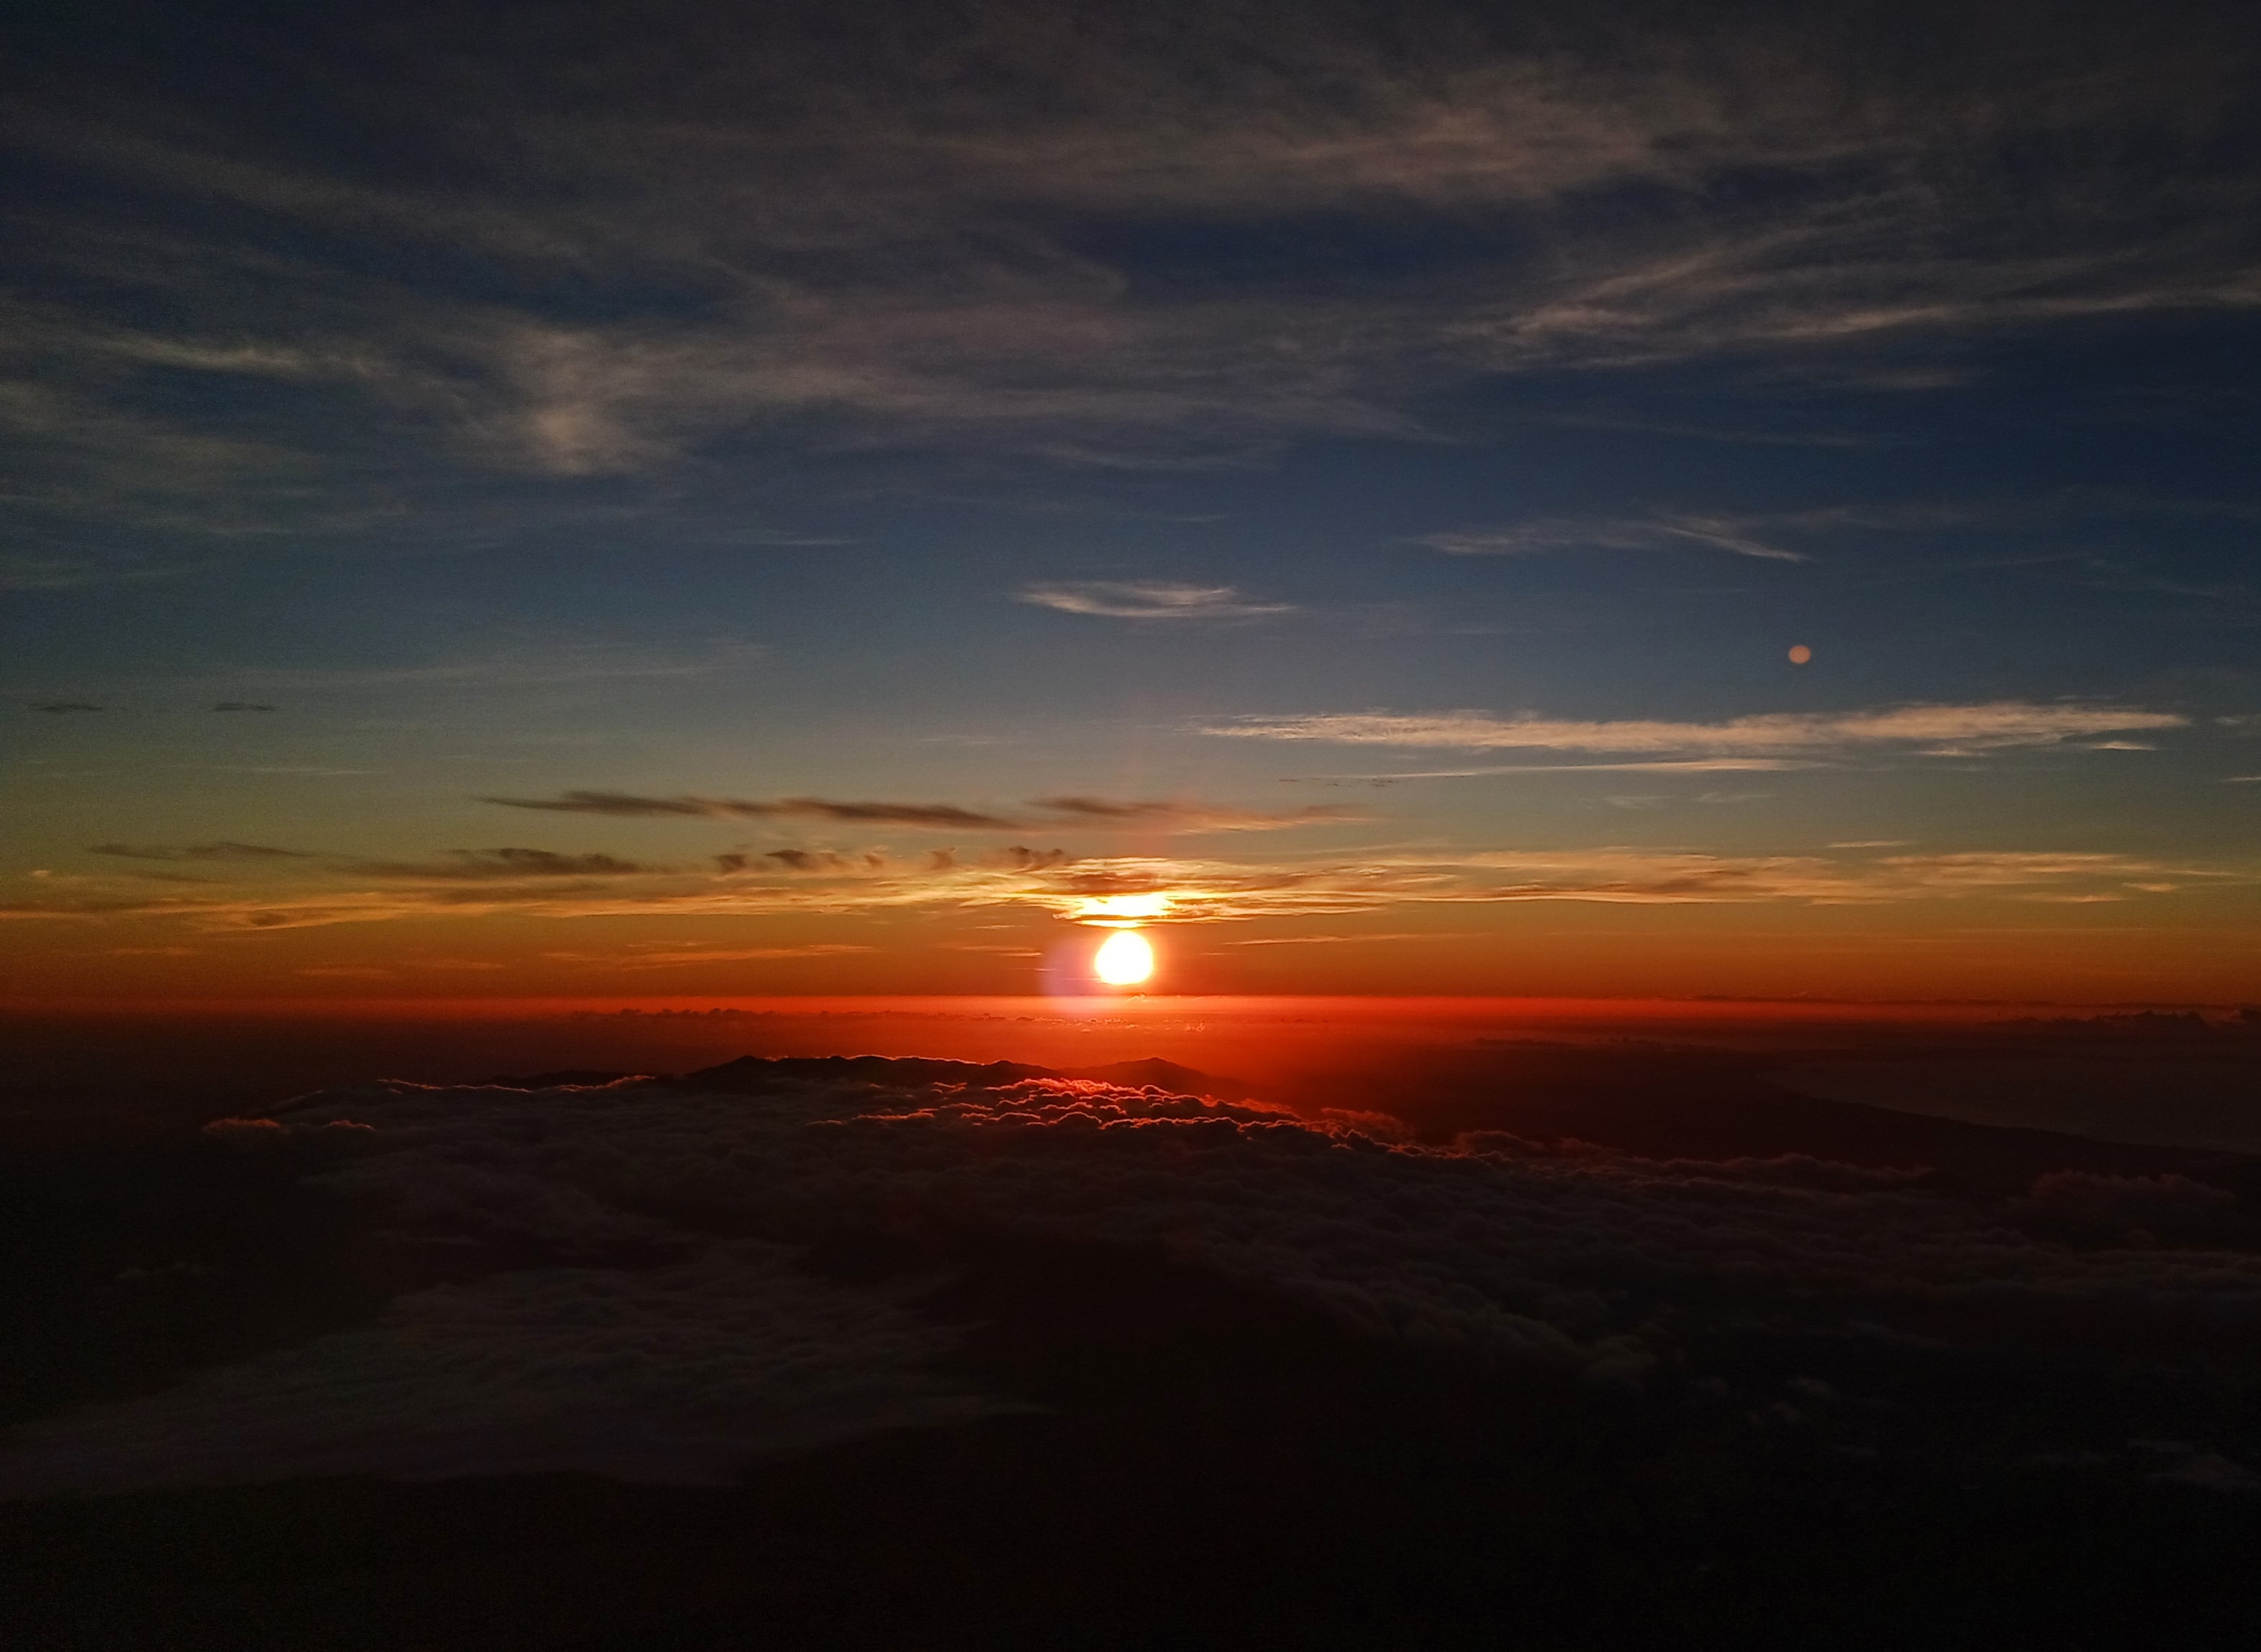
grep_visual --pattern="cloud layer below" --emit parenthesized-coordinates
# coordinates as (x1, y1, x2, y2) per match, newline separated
(2, 1064, 2257, 1497)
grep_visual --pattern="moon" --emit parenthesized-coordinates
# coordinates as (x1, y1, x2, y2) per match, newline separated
(1093, 928, 1155, 986)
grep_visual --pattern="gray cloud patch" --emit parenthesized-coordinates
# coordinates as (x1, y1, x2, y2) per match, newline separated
(91, 840, 310, 861)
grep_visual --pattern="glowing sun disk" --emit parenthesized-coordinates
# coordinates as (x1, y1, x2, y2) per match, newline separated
(1093, 928, 1155, 986)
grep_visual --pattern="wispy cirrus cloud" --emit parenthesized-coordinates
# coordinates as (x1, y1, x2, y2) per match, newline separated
(8, 3, 2257, 574)
(1015, 582, 1293, 620)
(484, 791, 1355, 833)
(1208, 702, 2188, 755)
(1289, 758, 1812, 782)
(1418, 515, 1806, 562)
(1416, 493, 2261, 568)
(1418, 847, 2234, 907)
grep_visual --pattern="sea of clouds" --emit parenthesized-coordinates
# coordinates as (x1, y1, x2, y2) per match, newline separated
(3, 1066, 2258, 1498)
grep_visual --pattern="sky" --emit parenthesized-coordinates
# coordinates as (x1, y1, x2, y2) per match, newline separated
(6, 0, 2261, 1004)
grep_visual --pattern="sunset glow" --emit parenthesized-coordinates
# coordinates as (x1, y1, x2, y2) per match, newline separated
(1075, 894, 1176, 925)
(5, 1, 2258, 1015)
(9, 7, 2261, 1644)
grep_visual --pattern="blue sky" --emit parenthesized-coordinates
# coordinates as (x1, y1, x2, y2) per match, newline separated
(6, 0, 2261, 1000)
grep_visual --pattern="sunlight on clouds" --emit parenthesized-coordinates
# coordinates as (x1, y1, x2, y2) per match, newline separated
(1209, 702, 2188, 754)
(1074, 892, 1174, 924)
(1016, 582, 1293, 621)
(6, 842, 2243, 940)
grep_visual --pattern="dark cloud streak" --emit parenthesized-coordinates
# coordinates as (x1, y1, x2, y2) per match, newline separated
(340, 848, 657, 881)
(484, 791, 1356, 833)
(481, 792, 1024, 830)
(91, 841, 309, 861)
(1032, 796, 1363, 831)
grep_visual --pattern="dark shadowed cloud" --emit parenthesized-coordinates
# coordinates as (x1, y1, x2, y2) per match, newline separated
(91, 840, 309, 861)
(738, 848, 883, 875)
(482, 791, 1355, 833)
(481, 792, 1025, 830)
(340, 848, 656, 881)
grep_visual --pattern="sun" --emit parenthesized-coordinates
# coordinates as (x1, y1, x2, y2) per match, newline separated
(1093, 927, 1155, 986)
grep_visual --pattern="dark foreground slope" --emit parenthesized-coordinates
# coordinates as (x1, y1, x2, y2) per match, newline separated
(3, 1053, 2259, 1650)
(8, 1234, 2261, 1652)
